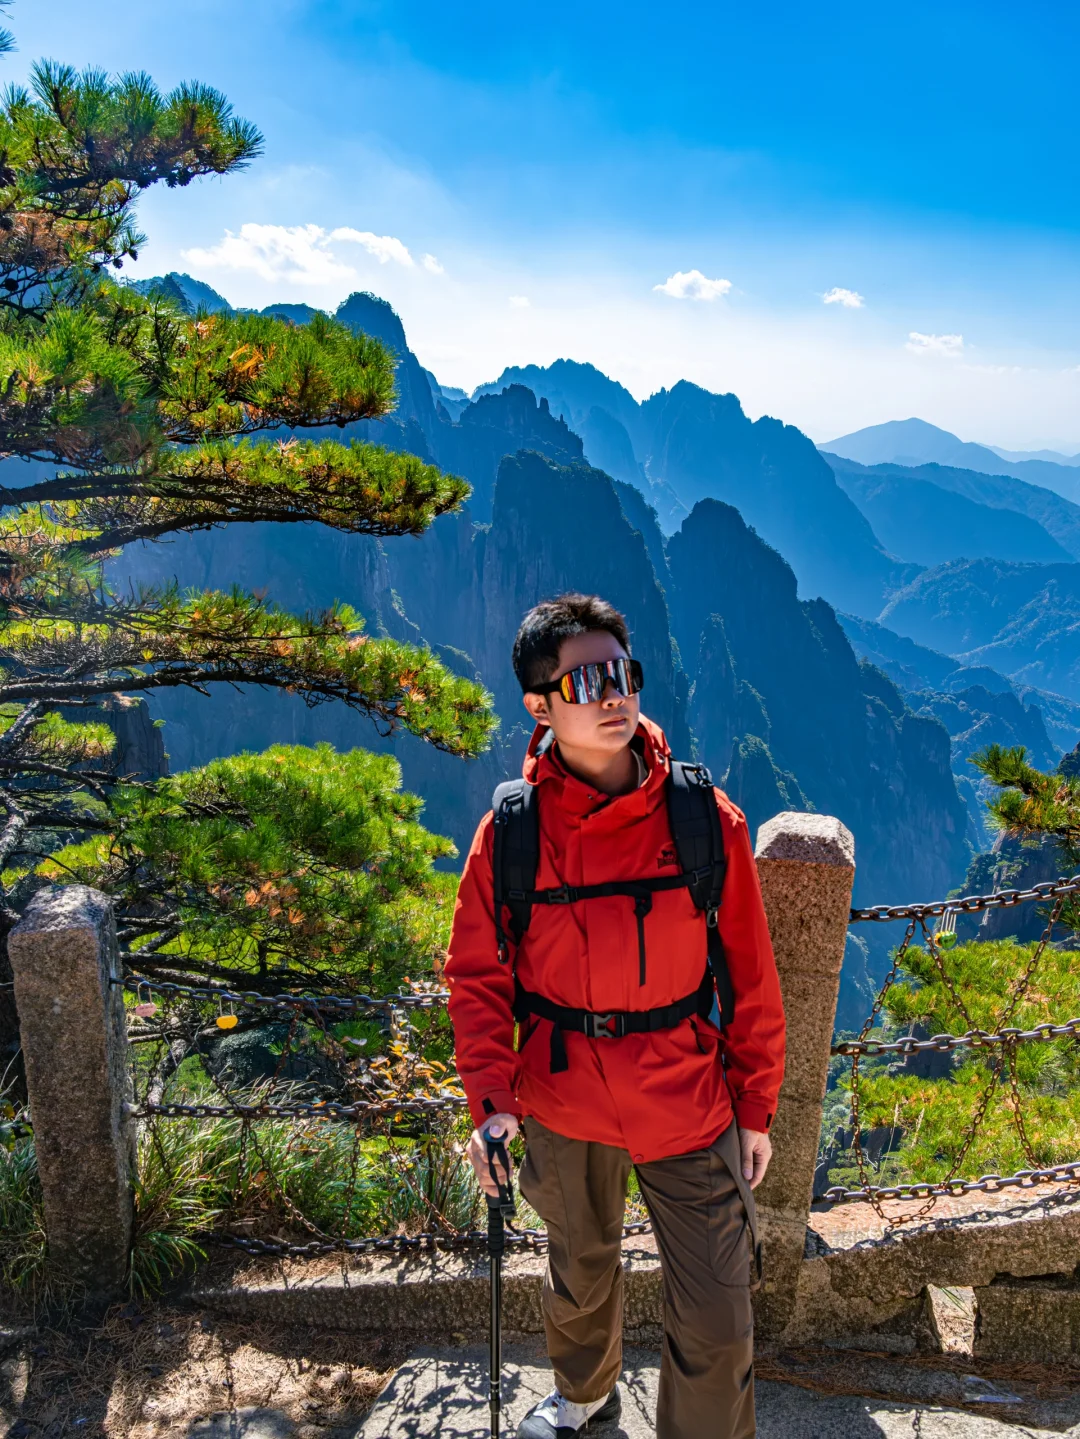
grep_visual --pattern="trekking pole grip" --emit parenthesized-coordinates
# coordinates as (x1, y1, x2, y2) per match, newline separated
(484, 1131, 516, 1227)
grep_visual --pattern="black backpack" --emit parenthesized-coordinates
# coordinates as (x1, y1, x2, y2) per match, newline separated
(490, 753, 735, 1071)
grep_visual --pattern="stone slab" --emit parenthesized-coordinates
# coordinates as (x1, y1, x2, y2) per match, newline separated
(194, 1188, 1080, 1356)
(790, 1186, 1080, 1344)
(974, 1274, 1080, 1363)
(352, 1346, 1080, 1437)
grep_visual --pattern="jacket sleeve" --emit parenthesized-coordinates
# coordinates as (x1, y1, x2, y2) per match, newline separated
(715, 793, 786, 1133)
(445, 813, 522, 1127)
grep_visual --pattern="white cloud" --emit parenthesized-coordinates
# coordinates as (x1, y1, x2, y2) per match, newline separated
(328, 228, 414, 266)
(906, 331, 964, 358)
(509, 294, 531, 308)
(653, 269, 732, 302)
(823, 286, 865, 308)
(182, 223, 358, 286)
(181, 223, 430, 288)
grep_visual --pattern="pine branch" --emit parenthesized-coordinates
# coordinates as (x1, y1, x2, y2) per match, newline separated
(35, 438, 468, 552)
(972, 743, 1080, 865)
(0, 298, 398, 466)
(0, 589, 495, 757)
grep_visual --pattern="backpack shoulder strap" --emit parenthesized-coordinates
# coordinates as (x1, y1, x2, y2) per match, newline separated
(667, 760, 735, 1027)
(667, 760, 726, 916)
(491, 777, 539, 963)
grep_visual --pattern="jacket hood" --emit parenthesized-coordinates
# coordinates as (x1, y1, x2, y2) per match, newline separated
(521, 713, 673, 817)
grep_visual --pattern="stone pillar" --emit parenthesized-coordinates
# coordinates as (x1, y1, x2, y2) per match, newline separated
(752, 812, 855, 1339)
(8, 885, 134, 1298)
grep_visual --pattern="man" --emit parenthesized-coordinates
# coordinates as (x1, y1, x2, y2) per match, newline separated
(446, 593, 785, 1439)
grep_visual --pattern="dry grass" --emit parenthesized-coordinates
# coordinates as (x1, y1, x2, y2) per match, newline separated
(0, 1301, 408, 1437)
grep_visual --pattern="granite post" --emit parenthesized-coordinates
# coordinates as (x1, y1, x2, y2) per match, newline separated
(752, 811, 855, 1339)
(8, 885, 134, 1297)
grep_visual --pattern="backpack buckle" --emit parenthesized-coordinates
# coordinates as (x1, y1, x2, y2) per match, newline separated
(586, 1012, 621, 1039)
(706, 904, 719, 929)
(547, 884, 573, 905)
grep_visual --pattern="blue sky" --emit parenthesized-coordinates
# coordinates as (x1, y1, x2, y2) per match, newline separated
(12, 0, 1080, 446)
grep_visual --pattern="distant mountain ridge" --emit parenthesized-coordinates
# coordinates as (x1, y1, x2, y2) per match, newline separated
(475, 358, 913, 617)
(830, 460, 1072, 566)
(821, 417, 1080, 503)
(828, 455, 1080, 561)
(879, 557, 1080, 702)
(111, 281, 982, 1017)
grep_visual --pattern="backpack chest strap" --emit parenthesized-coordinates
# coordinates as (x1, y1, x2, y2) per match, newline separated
(507, 866, 712, 907)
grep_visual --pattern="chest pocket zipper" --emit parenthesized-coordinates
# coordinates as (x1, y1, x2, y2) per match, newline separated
(633, 890, 653, 985)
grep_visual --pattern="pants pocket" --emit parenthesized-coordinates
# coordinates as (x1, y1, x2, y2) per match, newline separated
(708, 1144, 754, 1288)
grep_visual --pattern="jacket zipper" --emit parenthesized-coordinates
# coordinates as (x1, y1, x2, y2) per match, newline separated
(633, 892, 653, 986)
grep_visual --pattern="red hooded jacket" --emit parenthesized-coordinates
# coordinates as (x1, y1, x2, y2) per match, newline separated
(445, 717, 785, 1163)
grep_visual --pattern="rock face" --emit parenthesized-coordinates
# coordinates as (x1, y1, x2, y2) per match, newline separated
(108, 293, 984, 1019)
(96, 696, 169, 781)
(474, 364, 914, 615)
(635, 383, 912, 617)
(881, 557, 1080, 699)
(386, 449, 691, 762)
(666, 499, 969, 913)
(475, 358, 642, 441)
(438, 385, 583, 521)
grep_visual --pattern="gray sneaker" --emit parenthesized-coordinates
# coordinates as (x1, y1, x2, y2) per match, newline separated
(515, 1385, 621, 1437)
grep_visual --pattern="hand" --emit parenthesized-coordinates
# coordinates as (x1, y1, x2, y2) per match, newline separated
(739, 1127, 772, 1189)
(468, 1113, 520, 1197)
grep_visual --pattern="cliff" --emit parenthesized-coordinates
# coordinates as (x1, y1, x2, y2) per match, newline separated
(665, 499, 970, 911)
(638, 383, 912, 616)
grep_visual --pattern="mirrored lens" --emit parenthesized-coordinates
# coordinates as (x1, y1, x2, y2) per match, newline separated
(557, 658, 644, 704)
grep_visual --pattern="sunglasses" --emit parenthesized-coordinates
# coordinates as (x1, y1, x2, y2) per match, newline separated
(531, 657, 645, 705)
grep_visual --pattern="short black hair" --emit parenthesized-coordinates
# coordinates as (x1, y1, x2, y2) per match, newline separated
(512, 593, 631, 692)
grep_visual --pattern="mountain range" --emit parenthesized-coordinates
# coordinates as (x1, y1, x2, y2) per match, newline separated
(87, 272, 1080, 1007)
(821, 417, 1080, 503)
(100, 277, 1020, 1019)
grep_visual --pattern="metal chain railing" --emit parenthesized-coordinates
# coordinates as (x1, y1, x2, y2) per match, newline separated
(122, 969, 449, 1014)
(820, 1159, 1080, 1205)
(120, 867, 1080, 1253)
(832, 877, 1080, 1223)
(848, 873, 1080, 924)
(120, 963, 652, 1255)
(831, 1017, 1080, 1058)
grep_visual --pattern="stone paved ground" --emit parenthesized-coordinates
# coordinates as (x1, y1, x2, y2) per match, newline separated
(7, 1301, 1079, 1436)
(348, 1343, 1080, 1439)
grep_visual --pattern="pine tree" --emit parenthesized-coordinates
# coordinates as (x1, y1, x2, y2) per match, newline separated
(974, 744, 1080, 870)
(0, 52, 494, 1003)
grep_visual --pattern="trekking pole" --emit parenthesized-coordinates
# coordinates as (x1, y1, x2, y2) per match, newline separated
(485, 1129, 516, 1438)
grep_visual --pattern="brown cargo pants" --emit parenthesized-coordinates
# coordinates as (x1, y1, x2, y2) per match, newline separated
(518, 1116, 758, 1439)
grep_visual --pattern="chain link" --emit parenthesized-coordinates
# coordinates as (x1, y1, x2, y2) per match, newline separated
(849, 874, 1080, 924)
(208, 1217, 656, 1258)
(821, 1159, 1080, 1204)
(134, 1097, 468, 1121)
(832, 1016, 1080, 1057)
(120, 971, 448, 1015)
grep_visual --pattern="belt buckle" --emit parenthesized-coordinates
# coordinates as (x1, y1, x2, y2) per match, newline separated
(589, 1012, 618, 1039)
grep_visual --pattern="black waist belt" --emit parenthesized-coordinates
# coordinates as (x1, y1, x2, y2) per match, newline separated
(514, 971, 712, 1074)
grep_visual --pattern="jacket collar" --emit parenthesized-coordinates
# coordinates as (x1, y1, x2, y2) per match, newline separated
(521, 714, 672, 819)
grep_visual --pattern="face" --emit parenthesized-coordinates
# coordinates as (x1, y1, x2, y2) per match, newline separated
(522, 630, 640, 756)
